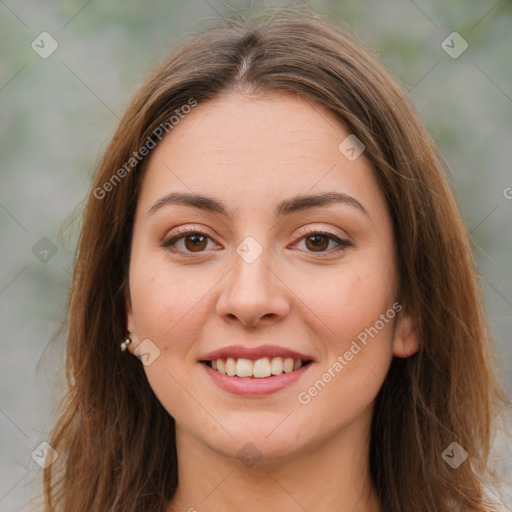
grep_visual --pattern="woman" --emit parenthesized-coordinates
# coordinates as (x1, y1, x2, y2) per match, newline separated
(39, 11, 507, 512)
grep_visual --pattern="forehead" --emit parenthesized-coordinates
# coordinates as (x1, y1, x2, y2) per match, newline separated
(137, 92, 387, 222)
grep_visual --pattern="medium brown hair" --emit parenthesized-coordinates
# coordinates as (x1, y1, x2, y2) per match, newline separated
(38, 10, 507, 512)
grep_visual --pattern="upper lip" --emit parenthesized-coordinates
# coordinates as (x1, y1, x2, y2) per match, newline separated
(200, 344, 314, 362)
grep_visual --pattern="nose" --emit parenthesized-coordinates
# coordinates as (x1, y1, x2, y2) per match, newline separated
(216, 246, 291, 328)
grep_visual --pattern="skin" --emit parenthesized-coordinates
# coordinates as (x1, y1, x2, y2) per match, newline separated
(125, 91, 418, 512)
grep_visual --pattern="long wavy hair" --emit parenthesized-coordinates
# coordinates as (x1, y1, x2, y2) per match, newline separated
(37, 10, 507, 512)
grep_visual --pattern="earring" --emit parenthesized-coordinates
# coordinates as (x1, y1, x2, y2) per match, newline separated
(120, 331, 132, 352)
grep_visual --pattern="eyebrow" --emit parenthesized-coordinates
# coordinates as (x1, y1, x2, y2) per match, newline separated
(147, 191, 369, 218)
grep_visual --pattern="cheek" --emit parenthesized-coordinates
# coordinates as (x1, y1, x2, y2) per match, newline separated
(295, 256, 397, 344)
(128, 247, 215, 344)
(128, 255, 213, 421)
(293, 259, 396, 410)
(295, 301, 396, 439)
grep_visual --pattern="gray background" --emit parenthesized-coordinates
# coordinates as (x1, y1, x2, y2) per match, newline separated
(1, 0, 511, 510)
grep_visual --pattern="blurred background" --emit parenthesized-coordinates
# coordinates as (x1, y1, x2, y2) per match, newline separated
(1, 0, 511, 510)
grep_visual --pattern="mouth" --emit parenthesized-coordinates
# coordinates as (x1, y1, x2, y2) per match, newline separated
(202, 357, 314, 378)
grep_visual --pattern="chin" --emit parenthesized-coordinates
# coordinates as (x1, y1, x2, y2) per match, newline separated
(179, 406, 327, 465)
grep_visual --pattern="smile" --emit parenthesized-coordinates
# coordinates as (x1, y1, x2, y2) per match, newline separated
(200, 345, 315, 395)
(205, 356, 313, 378)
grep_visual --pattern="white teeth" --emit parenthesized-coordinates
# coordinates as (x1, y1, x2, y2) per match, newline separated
(236, 358, 253, 377)
(270, 356, 283, 375)
(225, 357, 236, 376)
(209, 356, 307, 378)
(253, 357, 271, 378)
(283, 357, 294, 373)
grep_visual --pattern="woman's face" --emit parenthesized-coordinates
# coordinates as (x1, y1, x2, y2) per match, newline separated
(126, 92, 417, 463)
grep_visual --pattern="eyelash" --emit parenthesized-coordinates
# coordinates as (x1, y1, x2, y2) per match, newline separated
(161, 227, 352, 258)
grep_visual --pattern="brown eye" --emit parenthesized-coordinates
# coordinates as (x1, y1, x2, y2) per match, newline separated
(183, 233, 207, 252)
(304, 234, 330, 252)
(293, 229, 352, 256)
(162, 229, 214, 253)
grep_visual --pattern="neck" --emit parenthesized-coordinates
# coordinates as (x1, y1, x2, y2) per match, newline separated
(168, 416, 381, 512)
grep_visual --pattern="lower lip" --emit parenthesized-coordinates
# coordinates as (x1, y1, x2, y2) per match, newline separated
(202, 362, 313, 396)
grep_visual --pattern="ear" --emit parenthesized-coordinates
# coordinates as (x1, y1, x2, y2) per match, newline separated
(392, 309, 419, 358)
